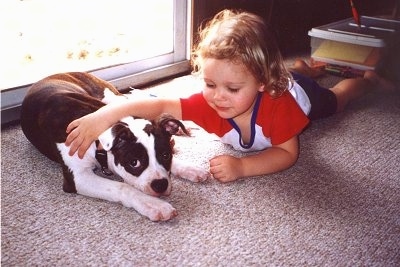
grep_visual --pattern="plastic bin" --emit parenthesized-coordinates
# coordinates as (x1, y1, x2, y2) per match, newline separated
(308, 16, 400, 70)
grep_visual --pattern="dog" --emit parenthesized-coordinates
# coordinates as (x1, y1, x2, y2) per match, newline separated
(20, 72, 210, 221)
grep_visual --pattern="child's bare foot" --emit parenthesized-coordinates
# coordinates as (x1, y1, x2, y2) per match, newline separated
(290, 59, 325, 78)
(364, 70, 396, 92)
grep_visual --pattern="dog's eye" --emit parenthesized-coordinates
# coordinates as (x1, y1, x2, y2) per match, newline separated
(129, 160, 141, 169)
(162, 152, 171, 161)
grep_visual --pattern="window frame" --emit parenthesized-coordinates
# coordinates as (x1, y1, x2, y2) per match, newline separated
(1, 0, 191, 124)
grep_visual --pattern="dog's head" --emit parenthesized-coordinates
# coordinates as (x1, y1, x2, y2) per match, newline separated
(98, 114, 188, 197)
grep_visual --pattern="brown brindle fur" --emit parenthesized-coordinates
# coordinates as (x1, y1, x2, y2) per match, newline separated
(20, 72, 121, 162)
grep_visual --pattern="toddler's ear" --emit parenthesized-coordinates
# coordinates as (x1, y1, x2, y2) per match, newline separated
(258, 83, 266, 92)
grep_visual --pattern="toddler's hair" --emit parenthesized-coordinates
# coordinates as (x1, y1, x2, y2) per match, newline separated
(192, 9, 292, 97)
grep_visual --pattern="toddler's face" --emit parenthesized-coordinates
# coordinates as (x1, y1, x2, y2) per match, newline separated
(201, 58, 264, 120)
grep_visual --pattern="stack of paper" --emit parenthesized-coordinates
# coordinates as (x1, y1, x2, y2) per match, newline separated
(312, 40, 380, 70)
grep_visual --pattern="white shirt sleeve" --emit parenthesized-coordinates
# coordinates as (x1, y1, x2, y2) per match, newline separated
(288, 80, 311, 115)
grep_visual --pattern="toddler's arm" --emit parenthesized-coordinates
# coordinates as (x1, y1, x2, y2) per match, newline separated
(209, 136, 299, 182)
(66, 98, 182, 158)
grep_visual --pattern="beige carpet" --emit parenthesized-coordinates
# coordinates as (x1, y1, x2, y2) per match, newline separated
(2, 66, 400, 266)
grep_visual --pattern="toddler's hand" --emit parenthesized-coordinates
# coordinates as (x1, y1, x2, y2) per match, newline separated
(65, 112, 107, 158)
(209, 155, 243, 183)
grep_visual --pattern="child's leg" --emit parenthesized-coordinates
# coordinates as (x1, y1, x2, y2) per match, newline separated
(291, 59, 395, 113)
(329, 77, 371, 112)
(330, 70, 395, 112)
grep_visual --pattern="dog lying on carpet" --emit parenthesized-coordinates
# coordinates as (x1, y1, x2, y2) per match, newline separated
(20, 72, 210, 221)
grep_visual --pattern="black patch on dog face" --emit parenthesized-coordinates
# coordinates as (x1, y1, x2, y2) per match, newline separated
(110, 123, 149, 177)
(154, 134, 173, 171)
(144, 123, 173, 172)
(110, 119, 177, 177)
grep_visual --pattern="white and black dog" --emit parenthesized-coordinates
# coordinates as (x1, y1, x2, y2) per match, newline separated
(20, 72, 209, 221)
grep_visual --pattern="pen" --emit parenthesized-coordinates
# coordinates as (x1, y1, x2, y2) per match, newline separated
(349, 0, 361, 27)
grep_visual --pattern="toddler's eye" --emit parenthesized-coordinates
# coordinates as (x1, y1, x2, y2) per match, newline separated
(228, 87, 239, 93)
(203, 80, 215, 88)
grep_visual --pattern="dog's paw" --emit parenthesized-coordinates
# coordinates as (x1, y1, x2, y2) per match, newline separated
(138, 198, 178, 221)
(182, 166, 211, 182)
(172, 162, 211, 183)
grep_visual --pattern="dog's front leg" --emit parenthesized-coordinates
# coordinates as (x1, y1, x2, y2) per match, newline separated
(171, 158, 210, 182)
(74, 171, 177, 221)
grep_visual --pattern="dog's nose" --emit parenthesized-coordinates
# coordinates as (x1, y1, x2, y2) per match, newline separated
(150, 178, 169, 194)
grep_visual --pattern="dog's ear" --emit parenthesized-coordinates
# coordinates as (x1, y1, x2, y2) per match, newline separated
(158, 113, 190, 136)
(98, 122, 131, 151)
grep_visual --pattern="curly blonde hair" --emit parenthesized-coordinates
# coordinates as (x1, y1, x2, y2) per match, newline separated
(192, 9, 292, 97)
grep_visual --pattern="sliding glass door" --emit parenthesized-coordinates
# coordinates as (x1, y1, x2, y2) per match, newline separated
(1, 0, 190, 123)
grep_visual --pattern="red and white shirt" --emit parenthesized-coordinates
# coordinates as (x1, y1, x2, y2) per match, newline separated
(180, 81, 310, 152)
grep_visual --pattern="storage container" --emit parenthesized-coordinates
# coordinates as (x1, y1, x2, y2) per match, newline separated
(308, 16, 400, 70)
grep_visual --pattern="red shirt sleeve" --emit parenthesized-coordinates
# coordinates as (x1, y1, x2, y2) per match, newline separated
(259, 91, 310, 145)
(180, 93, 232, 137)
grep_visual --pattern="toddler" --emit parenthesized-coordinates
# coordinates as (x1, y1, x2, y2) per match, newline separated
(66, 9, 394, 182)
